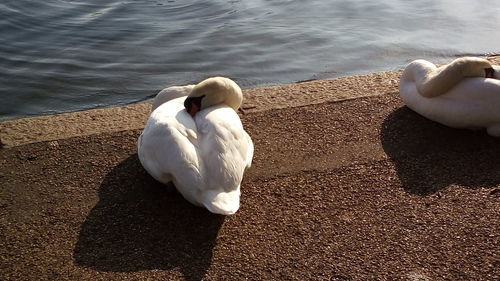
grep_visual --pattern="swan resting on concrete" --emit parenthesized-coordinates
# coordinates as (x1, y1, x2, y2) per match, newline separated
(399, 57, 500, 136)
(138, 77, 254, 215)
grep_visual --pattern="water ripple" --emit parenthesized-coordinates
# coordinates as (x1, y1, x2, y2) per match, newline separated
(1, 0, 499, 119)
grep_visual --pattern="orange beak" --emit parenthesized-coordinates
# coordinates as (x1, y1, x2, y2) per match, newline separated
(184, 95, 205, 117)
(485, 67, 495, 79)
(188, 103, 200, 117)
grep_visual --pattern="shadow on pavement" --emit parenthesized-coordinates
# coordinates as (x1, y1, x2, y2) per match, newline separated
(74, 154, 224, 281)
(380, 107, 500, 195)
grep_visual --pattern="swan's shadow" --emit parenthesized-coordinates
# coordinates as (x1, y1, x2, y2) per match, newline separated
(380, 107, 500, 195)
(73, 154, 224, 281)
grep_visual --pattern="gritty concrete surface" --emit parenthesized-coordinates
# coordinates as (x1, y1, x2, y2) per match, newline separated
(0, 70, 402, 148)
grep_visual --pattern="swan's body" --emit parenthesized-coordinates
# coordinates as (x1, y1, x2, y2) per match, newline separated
(138, 77, 253, 215)
(399, 57, 500, 136)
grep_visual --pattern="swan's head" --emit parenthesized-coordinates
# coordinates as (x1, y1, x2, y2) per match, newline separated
(455, 57, 494, 78)
(485, 66, 500, 79)
(184, 77, 243, 117)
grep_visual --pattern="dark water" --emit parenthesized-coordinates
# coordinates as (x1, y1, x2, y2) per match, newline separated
(1, 0, 499, 119)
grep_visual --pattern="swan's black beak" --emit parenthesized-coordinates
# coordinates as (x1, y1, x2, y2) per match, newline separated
(485, 67, 495, 79)
(184, 95, 205, 117)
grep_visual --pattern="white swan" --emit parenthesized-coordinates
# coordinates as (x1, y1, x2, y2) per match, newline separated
(399, 57, 500, 136)
(138, 77, 254, 215)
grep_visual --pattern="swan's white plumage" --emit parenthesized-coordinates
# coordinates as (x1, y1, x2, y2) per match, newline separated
(151, 84, 195, 112)
(399, 57, 500, 136)
(138, 77, 253, 215)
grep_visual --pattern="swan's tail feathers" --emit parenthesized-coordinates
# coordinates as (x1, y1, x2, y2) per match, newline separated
(487, 124, 500, 137)
(202, 188, 241, 215)
(152, 85, 195, 112)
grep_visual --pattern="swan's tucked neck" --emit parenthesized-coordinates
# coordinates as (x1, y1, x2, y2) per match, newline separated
(191, 77, 243, 112)
(405, 57, 492, 98)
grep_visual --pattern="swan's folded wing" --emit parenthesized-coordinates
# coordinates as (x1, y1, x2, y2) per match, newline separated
(138, 100, 203, 193)
(196, 106, 253, 192)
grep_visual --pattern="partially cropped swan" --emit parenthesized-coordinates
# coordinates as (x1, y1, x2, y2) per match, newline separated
(138, 77, 254, 215)
(399, 57, 500, 136)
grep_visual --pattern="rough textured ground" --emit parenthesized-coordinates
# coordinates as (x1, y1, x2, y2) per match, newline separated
(1, 91, 499, 280)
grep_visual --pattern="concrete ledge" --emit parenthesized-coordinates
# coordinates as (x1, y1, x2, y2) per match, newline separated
(1, 56, 498, 148)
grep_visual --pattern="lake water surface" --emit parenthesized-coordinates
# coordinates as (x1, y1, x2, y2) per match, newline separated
(1, 0, 499, 119)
